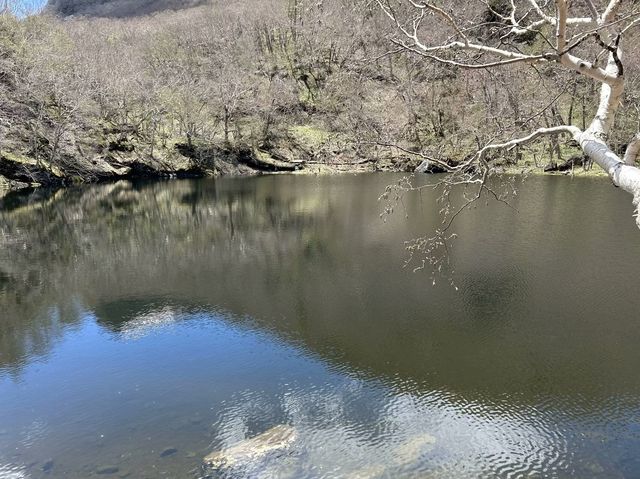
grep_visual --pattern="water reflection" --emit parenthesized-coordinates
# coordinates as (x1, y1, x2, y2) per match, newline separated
(209, 383, 573, 478)
(1, 175, 640, 478)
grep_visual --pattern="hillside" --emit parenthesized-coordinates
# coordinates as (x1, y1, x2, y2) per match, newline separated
(2, 0, 639, 193)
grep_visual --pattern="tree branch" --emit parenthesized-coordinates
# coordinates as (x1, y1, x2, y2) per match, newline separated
(584, 0, 599, 20)
(624, 133, 640, 165)
(526, 0, 592, 25)
(476, 126, 581, 161)
(391, 39, 546, 69)
(556, 0, 569, 51)
(408, 0, 469, 44)
(377, 0, 640, 229)
(602, 0, 623, 24)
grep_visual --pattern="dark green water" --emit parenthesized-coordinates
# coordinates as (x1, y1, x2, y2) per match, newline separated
(1, 174, 640, 478)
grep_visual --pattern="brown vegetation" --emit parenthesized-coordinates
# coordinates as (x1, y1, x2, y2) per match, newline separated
(1, 0, 639, 191)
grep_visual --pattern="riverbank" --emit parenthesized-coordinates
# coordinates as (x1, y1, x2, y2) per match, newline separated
(0, 133, 608, 199)
(0, 152, 607, 200)
(0, 143, 379, 197)
(0, 121, 410, 197)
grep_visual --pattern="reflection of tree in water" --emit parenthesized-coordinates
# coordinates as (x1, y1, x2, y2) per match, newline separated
(3, 175, 640, 404)
(458, 266, 527, 323)
(0, 178, 335, 376)
(0, 189, 90, 377)
(0, 278, 82, 379)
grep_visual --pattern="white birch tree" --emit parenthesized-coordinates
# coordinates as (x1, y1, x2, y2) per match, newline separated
(376, 0, 640, 228)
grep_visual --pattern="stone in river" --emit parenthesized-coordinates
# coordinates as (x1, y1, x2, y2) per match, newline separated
(188, 415, 204, 425)
(394, 433, 437, 465)
(346, 464, 386, 479)
(96, 465, 120, 475)
(203, 424, 297, 469)
(160, 447, 178, 458)
(41, 459, 54, 473)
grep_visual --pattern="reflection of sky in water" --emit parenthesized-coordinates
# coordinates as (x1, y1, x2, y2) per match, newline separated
(0, 307, 632, 478)
(117, 307, 181, 340)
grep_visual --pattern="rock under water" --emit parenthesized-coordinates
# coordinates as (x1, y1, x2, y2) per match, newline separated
(203, 425, 297, 470)
(394, 433, 437, 465)
(95, 465, 119, 475)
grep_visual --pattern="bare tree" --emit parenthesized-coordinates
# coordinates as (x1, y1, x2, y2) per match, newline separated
(376, 0, 640, 227)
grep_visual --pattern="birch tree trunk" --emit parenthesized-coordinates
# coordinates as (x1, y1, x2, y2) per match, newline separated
(377, 0, 640, 227)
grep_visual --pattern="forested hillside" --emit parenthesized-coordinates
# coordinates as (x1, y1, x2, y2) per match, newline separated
(1, 0, 639, 191)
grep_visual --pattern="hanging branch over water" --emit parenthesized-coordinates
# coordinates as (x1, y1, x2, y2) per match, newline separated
(377, 0, 640, 226)
(374, 0, 640, 280)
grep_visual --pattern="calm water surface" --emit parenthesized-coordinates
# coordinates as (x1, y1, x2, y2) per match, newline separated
(1, 174, 640, 478)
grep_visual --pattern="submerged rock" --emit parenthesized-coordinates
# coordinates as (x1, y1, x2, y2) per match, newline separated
(346, 464, 386, 479)
(394, 433, 437, 465)
(160, 447, 178, 458)
(41, 459, 54, 473)
(95, 465, 120, 475)
(188, 415, 204, 425)
(203, 424, 297, 469)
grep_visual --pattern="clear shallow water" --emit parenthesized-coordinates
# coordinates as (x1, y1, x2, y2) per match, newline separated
(1, 174, 640, 478)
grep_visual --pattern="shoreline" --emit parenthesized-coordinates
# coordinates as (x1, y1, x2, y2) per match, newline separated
(0, 143, 608, 201)
(0, 159, 609, 206)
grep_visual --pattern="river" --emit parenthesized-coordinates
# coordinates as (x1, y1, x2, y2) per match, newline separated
(1, 174, 639, 478)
